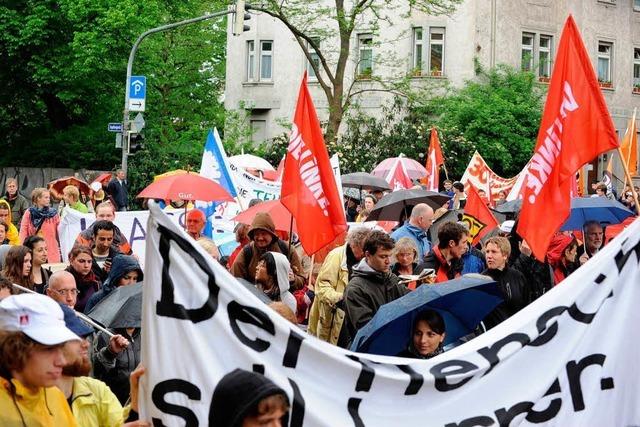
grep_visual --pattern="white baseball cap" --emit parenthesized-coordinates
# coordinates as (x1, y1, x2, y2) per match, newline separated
(499, 220, 515, 234)
(0, 294, 80, 345)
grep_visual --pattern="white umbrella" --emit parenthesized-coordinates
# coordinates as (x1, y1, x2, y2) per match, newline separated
(229, 154, 275, 171)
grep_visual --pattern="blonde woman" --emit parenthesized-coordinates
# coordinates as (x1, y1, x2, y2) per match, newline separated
(60, 185, 89, 215)
(392, 237, 419, 289)
(19, 188, 61, 263)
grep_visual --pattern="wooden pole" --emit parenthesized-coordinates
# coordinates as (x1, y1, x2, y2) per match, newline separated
(617, 146, 640, 213)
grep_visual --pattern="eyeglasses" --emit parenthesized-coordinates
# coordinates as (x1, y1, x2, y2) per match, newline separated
(53, 289, 79, 296)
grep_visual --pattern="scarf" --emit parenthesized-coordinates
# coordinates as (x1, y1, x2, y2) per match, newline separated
(28, 206, 57, 230)
(405, 342, 444, 359)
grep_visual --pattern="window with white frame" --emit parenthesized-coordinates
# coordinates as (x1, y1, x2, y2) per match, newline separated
(521, 33, 534, 72)
(259, 40, 273, 81)
(246, 41, 255, 81)
(597, 41, 613, 83)
(538, 35, 552, 77)
(412, 28, 424, 72)
(429, 27, 445, 74)
(358, 34, 373, 76)
(306, 38, 321, 81)
(634, 48, 640, 87)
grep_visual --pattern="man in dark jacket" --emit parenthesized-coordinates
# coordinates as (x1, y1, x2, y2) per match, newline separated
(2, 178, 28, 229)
(343, 230, 409, 345)
(482, 236, 529, 329)
(106, 169, 128, 211)
(415, 221, 468, 283)
(231, 212, 306, 290)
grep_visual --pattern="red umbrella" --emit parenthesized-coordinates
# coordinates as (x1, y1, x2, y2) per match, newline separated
(92, 172, 113, 187)
(233, 200, 297, 233)
(137, 173, 234, 202)
(47, 176, 92, 201)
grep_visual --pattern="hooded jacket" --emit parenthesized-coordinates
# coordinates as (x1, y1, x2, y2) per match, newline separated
(0, 200, 20, 245)
(75, 222, 132, 255)
(211, 369, 289, 427)
(546, 234, 576, 285)
(85, 255, 143, 313)
(1, 191, 28, 229)
(93, 328, 141, 405)
(343, 259, 409, 345)
(231, 212, 305, 290)
(0, 377, 78, 427)
(268, 252, 298, 313)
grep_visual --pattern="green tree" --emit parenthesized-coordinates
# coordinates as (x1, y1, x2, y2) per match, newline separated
(335, 64, 544, 178)
(249, 0, 463, 143)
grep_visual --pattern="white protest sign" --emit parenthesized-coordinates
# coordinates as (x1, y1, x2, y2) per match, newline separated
(57, 207, 186, 267)
(141, 202, 640, 426)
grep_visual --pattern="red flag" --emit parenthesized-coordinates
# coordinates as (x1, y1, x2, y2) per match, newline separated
(422, 127, 445, 191)
(516, 15, 618, 261)
(385, 158, 413, 190)
(462, 184, 499, 245)
(281, 73, 347, 254)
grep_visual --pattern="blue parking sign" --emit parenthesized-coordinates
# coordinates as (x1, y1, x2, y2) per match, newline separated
(129, 76, 146, 99)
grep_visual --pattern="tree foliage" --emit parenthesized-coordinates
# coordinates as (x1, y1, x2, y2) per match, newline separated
(335, 64, 545, 178)
(0, 0, 231, 180)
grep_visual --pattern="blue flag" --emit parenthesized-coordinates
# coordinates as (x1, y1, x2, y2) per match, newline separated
(197, 128, 238, 237)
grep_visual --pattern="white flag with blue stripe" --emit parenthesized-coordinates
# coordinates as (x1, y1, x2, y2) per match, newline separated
(197, 128, 238, 237)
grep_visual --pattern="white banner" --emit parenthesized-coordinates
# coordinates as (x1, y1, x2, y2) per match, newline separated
(141, 202, 640, 426)
(57, 208, 186, 267)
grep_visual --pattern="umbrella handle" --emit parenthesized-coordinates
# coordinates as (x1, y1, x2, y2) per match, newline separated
(11, 283, 117, 339)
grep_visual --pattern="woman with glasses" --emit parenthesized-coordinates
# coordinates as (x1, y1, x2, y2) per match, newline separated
(65, 245, 101, 313)
(23, 236, 51, 293)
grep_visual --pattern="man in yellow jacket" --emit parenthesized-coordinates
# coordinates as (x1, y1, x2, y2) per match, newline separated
(0, 200, 20, 245)
(308, 227, 370, 345)
(0, 293, 81, 426)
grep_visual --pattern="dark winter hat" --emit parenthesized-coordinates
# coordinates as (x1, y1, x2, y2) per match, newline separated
(248, 212, 278, 241)
(211, 369, 289, 427)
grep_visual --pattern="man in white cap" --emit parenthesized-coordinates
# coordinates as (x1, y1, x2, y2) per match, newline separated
(0, 293, 80, 426)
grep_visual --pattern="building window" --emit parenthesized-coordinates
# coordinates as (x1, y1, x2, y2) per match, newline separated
(246, 41, 255, 81)
(412, 28, 424, 73)
(521, 33, 534, 72)
(635, 0, 640, 11)
(306, 38, 321, 81)
(634, 48, 640, 90)
(358, 34, 373, 77)
(597, 41, 613, 83)
(259, 40, 273, 81)
(538, 35, 552, 77)
(429, 27, 445, 75)
(250, 119, 267, 144)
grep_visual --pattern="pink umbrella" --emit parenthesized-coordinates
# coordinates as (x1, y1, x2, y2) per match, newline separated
(371, 156, 427, 181)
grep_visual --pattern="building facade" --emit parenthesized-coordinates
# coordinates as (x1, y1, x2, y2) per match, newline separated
(225, 0, 640, 180)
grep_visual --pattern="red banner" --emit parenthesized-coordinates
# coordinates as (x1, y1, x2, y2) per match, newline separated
(281, 73, 348, 254)
(517, 15, 618, 261)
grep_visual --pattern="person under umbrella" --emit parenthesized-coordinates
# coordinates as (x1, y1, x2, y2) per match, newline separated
(546, 234, 578, 285)
(397, 310, 446, 359)
(85, 255, 143, 313)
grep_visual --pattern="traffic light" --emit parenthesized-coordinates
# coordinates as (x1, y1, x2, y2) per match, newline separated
(128, 132, 145, 155)
(233, 0, 251, 35)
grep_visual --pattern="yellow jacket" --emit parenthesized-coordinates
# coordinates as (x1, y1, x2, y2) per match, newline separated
(0, 199, 20, 245)
(70, 376, 129, 427)
(308, 244, 349, 344)
(0, 377, 77, 427)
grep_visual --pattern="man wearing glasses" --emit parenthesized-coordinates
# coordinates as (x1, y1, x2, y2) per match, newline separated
(46, 270, 79, 309)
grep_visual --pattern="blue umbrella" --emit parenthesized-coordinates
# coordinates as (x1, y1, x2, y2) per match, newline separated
(350, 276, 503, 356)
(560, 197, 634, 231)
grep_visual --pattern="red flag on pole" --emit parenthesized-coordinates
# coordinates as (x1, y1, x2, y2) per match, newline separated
(462, 184, 499, 245)
(421, 127, 445, 191)
(516, 15, 618, 261)
(281, 73, 347, 254)
(385, 158, 414, 190)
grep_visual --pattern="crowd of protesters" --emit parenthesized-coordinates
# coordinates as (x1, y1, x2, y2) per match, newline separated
(0, 166, 636, 425)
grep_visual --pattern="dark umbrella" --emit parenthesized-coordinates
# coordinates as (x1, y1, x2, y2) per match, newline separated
(86, 283, 142, 329)
(492, 199, 522, 214)
(350, 276, 503, 356)
(341, 172, 391, 192)
(559, 197, 635, 231)
(367, 188, 450, 222)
